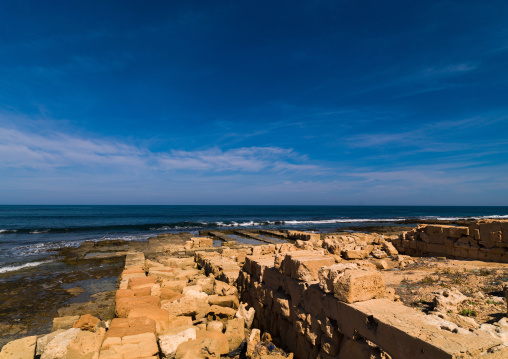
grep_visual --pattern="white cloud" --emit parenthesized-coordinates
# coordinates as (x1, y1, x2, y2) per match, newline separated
(0, 126, 313, 173)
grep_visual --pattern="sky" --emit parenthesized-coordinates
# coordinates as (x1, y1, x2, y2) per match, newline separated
(0, 0, 507, 205)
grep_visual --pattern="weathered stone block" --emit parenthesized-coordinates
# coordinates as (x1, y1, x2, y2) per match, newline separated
(158, 326, 197, 358)
(289, 254, 336, 282)
(0, 336, 37, 359)
(333, 269, 385, 304)
(115, 296, 160, 318)
(52, 316, 80, 331)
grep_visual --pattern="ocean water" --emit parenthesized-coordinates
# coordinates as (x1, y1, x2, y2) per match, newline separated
(1, 205, 507, 272)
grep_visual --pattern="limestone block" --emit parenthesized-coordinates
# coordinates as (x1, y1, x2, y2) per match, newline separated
(337, 337, 373, 359)
(207, 321, 224, 333)
(206, 305, 237, 322)
(342, 250, 368, 260)
(73, 314, 101, 332)
(445, 226, 469, 238)
(41, 328, 81, 359)
(225, 318, 245, 351)
(182, 285, 202, 294)
(115, 288, 151, 302)
(213, 280, 238, 296)
(371, 248, 387, 259)
(161, 280, 187, 293)
(196, 331, 229, 355)
(207, 295, 239, 309)
(67, 328, 105, 359)
(158, 326, 197, 358)
(127, 276, 157, 290)
(37, 331, 66, 356)
(104, 317, 156, 339)
(128, 307, 169, 334)
(333, 269, 385, 303)
(115, 295, 160, 318)
(184, 289, 208, 301)
(0, 335, 37, 359)
(168, 316, 193, 329)
(235, 302, 255, 329)
(52, 316, 80, 331)
(161, 288, 183, 301)
(273, 292, 291, 319)
(433, 288, 468, 312)
(120, 268, 145, 282)
(161, 295, 199, 317)
(318, 263, 358, 294)
(159, 256, 195, 268)
(174, 268, 200, 281)
(148, 266, 176, 281)
(381, 241, 398, 256)
(100, 332, 158, 359)
(289, 254, 336, 282)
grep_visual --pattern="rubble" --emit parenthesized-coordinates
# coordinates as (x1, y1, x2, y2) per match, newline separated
(2, 223, 508, 359)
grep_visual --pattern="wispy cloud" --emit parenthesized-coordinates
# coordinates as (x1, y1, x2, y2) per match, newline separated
(0, 126, 315, 173)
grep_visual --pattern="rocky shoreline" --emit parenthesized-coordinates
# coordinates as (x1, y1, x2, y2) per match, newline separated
(1, 220, 508, 358)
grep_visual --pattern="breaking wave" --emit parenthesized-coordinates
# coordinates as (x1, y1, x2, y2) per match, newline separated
(0, 260, 52, 274)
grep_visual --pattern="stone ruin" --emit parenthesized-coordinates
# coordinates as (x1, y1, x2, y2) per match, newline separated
(393, 220, 508, 262)
(1, 224, 508, 359)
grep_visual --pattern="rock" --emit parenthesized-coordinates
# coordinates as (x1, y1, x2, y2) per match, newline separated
(161, 280, 188, 293)
(207, 321, 224, 333)
(182, 285, 202, 294)
(235, 302, 255, 329)
(161, 288, 183, 301)
(433, 288, 468, 312)
(115, 295, 160, 318)
(246, 329, 260, 358)
(73, 314, 101, 332)
(158, 326, 197, 358)
(168, 316, 193, 328)
(287, 253, 336, 282)
(213, 280, 238, 296)
(41, 328, 81, 359)
(184, 289, 208, 301)
(66, 328, 105, 359)
(332, 269, 385, 304)
(197, 331, 230, 355)
(318, 263, 358, 293)
(127, 276, 157, 290)
(342, 250, 368, 260)
(174, 336, 226, 359)
(52, 316, 80, 331)
(128, 307, 170, 334)
(36, 331, 66, 356)
(161, 295, 200, 317)
(0, 335, 37, 359)
(374, 260, 389, 270)
(371, 249, 388, 259)
(382, 242, 399, 256)
(100, 332, 158, 359)
(115, 287, 151, 301)
(207, 305, 237, 322)
(225, 318, 245, 350)
(207, 295, 239, 309)
(104, 317, 156, 339)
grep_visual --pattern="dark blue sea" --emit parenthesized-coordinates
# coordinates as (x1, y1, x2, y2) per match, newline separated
(1, 205, 507, 272)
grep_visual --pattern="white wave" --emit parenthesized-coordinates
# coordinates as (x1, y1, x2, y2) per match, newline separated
(0, 229, 17, 233)
(282, 218, 405, 225)
(99, 235, 151, 241)
(425, 215, 508, 221)
(29, 229, 50, 234)
(0, 260, 52, 274)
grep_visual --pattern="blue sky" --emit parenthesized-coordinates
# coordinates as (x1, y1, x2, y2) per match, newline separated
(0, 0, 507, 205)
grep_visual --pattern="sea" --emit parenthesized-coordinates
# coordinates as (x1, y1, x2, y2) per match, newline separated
(1, 205, 508, 273)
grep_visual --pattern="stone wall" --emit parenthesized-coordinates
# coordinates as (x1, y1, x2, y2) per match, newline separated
(391, 220, 508, 262)
(237, 251, 507, 359)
